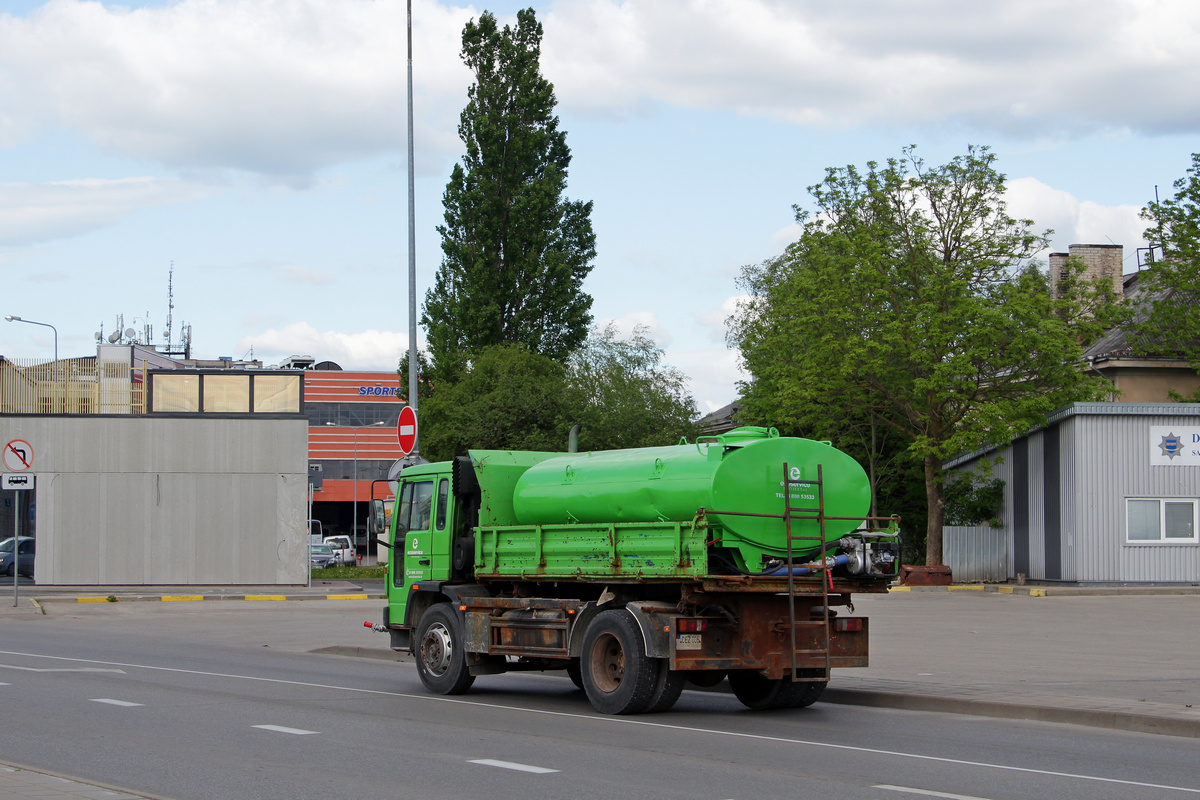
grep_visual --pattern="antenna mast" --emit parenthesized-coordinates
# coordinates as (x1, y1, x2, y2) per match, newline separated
(164, 260, 175, 350)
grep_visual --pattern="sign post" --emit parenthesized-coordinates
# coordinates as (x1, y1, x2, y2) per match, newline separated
(4, 473, 33, 607)
(397, 405, 418, 457)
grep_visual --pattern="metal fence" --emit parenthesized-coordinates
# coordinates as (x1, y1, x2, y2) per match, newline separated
(944, 525, 1008, 582)
(0, 357, 146, 415)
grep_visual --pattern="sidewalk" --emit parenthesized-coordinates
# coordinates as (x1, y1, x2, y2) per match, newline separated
(0, 762, 168, 800)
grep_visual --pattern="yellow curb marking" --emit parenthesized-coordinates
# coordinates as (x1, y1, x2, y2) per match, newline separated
(326, 594, 369, 600)
(76, 597, 112, 603)
(888, 586, 912, 592)
(162, 595, 204, 602)
(948, 585, 985, 591)
(245, 595, 287, 601)
(1029, 588, 1046, 596)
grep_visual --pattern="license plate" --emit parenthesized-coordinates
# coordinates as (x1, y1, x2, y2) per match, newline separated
(676, 633, 701, 651)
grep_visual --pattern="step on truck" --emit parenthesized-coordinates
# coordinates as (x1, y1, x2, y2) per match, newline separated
(366, 426, 899, 714)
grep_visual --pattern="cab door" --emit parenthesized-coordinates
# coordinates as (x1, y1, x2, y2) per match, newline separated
(389, 477, 434, 626)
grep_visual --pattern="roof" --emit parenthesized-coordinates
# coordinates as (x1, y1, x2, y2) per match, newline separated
(1083, 270, 1196, 361)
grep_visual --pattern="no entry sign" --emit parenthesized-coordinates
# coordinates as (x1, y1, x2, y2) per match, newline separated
(397, 405, 417, 456)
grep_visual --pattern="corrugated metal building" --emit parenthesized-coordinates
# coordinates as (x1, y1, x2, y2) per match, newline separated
(945, 403, 1200, 584)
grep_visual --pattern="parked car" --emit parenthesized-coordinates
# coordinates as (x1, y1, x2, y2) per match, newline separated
(323, 535, 354, 566)
(0, 536, 35, 579)
(309, 543, 336, 570)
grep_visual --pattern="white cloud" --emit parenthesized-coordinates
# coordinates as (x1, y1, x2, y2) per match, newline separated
(664, 345, 745, 414)
(0, 176, 213, 246)
(3, 1, 1198, 180)
(698, 294, 747, 343)
(1006, 176, 1148, 257)
(239, 321, 410, 369)
(0, 0, 474, 178)
(543, 0, 1200, 136)
(596, 311, 673, 348)
(277, 264, 335, 285)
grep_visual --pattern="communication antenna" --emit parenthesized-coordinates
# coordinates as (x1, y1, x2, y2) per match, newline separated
(164, 260, 175, 351)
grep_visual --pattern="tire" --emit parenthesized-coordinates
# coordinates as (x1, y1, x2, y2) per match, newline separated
(414, 604, 476, 695)
(729, 671, 827, 710)
(566, 660, 585, 690)
(580, 609, 659, 715)
(645, 660, 685, 713)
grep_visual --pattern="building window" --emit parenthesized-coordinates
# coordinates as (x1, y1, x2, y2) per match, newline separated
(153, 374, 200, 412)
(203, 374, 250, 412)
(255, 375, 301, 413)
(1126, 499, 1198, 543)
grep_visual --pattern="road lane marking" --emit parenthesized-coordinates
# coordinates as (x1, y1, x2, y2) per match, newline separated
(90, 699, 143, 707)
(253, 725, 319, 735)
(0, 649, 1196, 796)
(0, 664, 126, 674)
(875, 785, 992, 800)
(468, 759, 559, 774)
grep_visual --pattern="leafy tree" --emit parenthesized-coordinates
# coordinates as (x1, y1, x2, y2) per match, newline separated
(1137, 153, 1200, 399)
(565, 323, 698, 451)
(423, 8, 596, 379)
(729, 146, 1115, 565)
(419, 344, 570, 462)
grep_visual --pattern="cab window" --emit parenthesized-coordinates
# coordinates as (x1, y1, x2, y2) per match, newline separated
(435, 479, 449, 531)
(398, 480, 434, 532)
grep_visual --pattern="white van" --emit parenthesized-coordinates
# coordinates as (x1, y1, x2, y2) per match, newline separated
(324, 535, 354, 567)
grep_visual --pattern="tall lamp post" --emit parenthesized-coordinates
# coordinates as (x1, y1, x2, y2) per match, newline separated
(5, 315, 58, 363)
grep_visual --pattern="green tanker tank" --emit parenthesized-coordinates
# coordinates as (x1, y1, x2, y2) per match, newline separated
(469, 427, 877, 578)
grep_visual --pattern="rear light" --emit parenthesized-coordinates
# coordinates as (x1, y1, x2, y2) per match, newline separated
(833, 618, 863, 632)
(677, 619, 707, 633)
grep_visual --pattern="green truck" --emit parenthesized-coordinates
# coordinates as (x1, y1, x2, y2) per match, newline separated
(366, 426, 899, 714)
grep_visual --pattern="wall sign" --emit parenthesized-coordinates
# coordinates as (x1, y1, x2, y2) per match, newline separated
(1150, 426, 1200, 466)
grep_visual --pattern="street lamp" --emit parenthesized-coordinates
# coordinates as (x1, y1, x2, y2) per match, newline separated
(5, 315, 58, 363)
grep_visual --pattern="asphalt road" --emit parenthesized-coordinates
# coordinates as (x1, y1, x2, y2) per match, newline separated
(1, 602, 1198, 800)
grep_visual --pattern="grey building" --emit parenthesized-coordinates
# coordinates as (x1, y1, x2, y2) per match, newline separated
(945, 403, 1200, 584)
(1, 357, 309, 585)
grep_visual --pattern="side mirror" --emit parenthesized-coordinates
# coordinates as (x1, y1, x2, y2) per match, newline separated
(370, 499, 387, 536)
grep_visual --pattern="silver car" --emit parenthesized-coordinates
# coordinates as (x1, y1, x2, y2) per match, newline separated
(0, 536, 35, 579)
(309, 543, 337, 570)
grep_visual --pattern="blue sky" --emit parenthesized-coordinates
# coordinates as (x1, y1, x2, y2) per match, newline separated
(1, 0, 1197, 413)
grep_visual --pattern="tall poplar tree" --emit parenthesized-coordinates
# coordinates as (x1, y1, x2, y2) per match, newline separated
(423, 8, 596, 379)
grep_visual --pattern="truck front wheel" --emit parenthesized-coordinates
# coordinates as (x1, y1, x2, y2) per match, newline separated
(581, 609, 658, 715)
(415, 604, 476, 695)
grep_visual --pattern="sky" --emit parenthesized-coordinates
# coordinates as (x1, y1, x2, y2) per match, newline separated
(1, 0, 1197, 414)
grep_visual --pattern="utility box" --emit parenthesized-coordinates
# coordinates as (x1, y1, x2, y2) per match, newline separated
(900, 564, 953, 586)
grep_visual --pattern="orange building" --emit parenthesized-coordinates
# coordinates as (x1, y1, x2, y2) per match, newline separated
(302, 363, 407, 561)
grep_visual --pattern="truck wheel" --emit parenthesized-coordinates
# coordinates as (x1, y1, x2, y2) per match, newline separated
(728, 671, 792, 710)
(581, 609, 658, 714)
(566, 660, 584, 690)
(645, 661, 685, 713)
(415, 604, 476, 695)
(788, 678, 828, 708)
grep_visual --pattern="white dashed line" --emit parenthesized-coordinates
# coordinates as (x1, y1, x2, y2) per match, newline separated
(875, 785, 993, 800)
(253, 724, 319, 736)
(469, 759, 559, 774)
(89, 698, 144, 707)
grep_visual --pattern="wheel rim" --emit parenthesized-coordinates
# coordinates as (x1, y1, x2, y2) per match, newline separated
(588, 631, 625, 694)
(420, 622, 454, 677)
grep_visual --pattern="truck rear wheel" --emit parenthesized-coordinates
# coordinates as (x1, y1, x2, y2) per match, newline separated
(729, 671, 825, 710)
(581, 609, 658, 715)
(646, 661, 685, 713)
(415, 604, 476, 695)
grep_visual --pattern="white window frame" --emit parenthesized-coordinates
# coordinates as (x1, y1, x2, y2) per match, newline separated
(1125, 498, 1199, 544)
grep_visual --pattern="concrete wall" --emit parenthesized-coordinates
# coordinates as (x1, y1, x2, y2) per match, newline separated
(0, 415, 308, 585)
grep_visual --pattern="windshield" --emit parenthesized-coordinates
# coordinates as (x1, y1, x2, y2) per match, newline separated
(0, 539, 13, 554)
(311, 545, 333, 554)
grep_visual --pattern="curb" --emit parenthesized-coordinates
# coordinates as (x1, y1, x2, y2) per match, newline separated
(821, 688, 1200, 739)
(889, 584, 1200, 596)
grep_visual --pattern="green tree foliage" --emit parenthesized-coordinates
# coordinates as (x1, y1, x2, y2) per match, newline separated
(729, 146, 1114, 565)
(1137, 153, 1200, 399)
(423, 8, 596, 379)
(420, 328, 699, 462)
(420, 344, 570, 462)
(565, 323, 698, 451)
